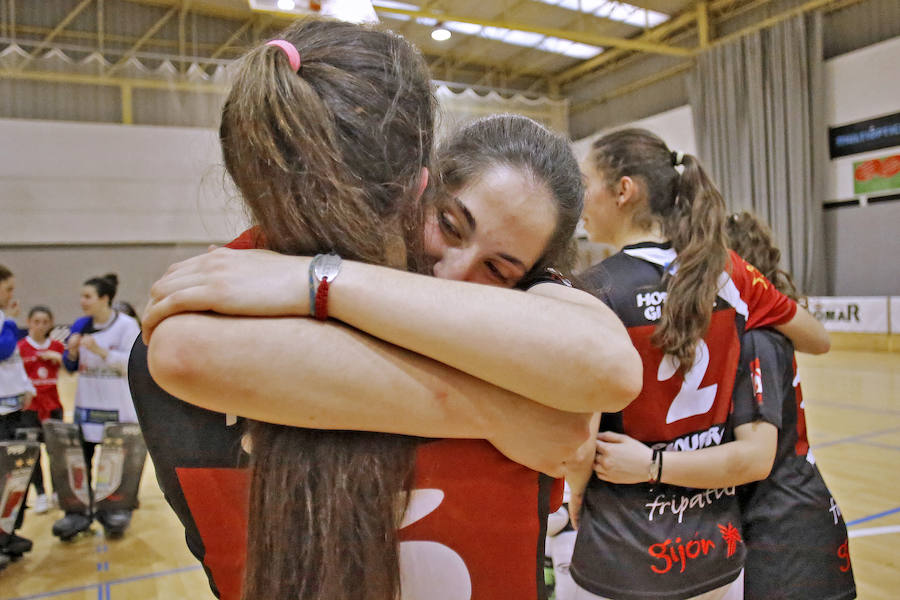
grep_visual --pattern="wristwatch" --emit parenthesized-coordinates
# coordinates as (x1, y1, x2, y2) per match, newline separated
(649, 448, 661, 484)
(308, 253, 343, 317)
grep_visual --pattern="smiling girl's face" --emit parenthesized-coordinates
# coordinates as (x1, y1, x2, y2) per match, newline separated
(423, 165, 557, 287)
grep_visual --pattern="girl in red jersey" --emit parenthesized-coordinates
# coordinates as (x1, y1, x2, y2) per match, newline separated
(17, 306, 65, 514)
(568, 129, 830, 600)
(131, 19, 640, 600)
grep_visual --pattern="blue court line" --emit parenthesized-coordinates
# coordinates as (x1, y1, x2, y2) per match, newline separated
(105, 564, 202, 588)
(3, 565, 203, 600)
(806, 399, 900, 417)
(811, 425, 900, 450)
(4, 583, 103, 600)
(847, 505, 900, 527)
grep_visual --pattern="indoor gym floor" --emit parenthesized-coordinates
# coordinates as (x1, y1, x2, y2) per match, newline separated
(1, 349, 898, 600)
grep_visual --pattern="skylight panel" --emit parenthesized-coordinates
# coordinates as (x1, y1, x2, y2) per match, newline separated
(372, 1, 603, 59)
(503, 30, 546, 46)
(555, 0, 582, 10)
(538, 37, 603, 58)
(480, 26, 511, 40)
(443, 21, 484, 36)
(533, 0, 670, 28)
(559, 41, 603, 59)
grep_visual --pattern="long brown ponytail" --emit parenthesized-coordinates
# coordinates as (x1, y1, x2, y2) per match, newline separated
(591, 129, 728, 370)
(219, 19, 435, 600)
(726, 211, 801, 302)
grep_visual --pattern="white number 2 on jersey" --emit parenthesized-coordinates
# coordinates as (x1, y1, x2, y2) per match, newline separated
(658, 340, 718, 424)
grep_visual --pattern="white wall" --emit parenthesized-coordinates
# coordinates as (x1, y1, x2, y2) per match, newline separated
(0, 118, 247, 323)
(572, 105, 696, 164)
(0, 118, 246, 245)
(821, 35, 900, 295)
(824, 36, 900, 201)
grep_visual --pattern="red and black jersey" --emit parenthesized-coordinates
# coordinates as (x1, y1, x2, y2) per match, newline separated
(18, 337, 65, 421)
(128, 228, 561, 600)
(731, 329, 856, 600)
(571, 242, 797, 600)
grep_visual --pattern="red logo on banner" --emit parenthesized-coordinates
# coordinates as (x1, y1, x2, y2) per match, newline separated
(882, 155, 900, 177)
(854, 159, 882, 181)
(854, 154, 900, 181)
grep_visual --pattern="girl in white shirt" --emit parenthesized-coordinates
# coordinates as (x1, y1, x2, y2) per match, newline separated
(59, 273, 140, 539)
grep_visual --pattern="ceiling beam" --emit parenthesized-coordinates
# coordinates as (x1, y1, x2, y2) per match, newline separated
(97, 0, 105, 52)
(0, 66, 228, 94)
(553, 0, 798, 86)
(108, 4, 179, 73)
(425, 0, 545, 84)
(697, 0, 710, 49)
(178, 0, 190, 71)
(395, 0, 443, 37)
(10, 23, 229, 56)
(441, 0, 533, 76)
(567, 0, 857, 116)
(710, 0, 846, 48)
(120, 0, 257, 21)
(427, 50, 546, 79)
(210, 17, 256, 59)
(493, 5, 589, 94)
(18, 0, 95, 69)
(570, 61, 692, 113)
(373, 6, 692, 56)
(553, 7, 697, 85)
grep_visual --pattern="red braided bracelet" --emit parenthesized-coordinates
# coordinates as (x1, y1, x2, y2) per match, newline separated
(314, 276, 330, 321)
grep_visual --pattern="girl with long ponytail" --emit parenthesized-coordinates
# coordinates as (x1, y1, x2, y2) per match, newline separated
(215, 20, 432, 600)
(567, 129, 829, 600)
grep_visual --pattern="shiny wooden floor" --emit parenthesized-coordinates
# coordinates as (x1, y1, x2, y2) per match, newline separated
(2, 350, 899, 600)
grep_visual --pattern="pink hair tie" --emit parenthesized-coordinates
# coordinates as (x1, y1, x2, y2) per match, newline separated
(266, 39, 301, 72)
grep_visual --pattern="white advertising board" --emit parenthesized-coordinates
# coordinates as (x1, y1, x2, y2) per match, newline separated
(806, 297, 889, 334)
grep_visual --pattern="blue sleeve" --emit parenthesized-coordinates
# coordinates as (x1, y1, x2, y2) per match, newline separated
(0, 319, 17, 360)
(62, 317, 90, 372)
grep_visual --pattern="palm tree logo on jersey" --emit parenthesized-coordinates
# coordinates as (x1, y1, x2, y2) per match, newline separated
(717, 523, 742, 558)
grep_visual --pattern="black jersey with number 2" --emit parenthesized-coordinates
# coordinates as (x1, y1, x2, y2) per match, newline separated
(572, 242, 798, 600)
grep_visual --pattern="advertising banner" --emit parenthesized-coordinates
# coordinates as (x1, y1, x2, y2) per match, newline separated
(853, 154, 900, 195)
(807, 297, 889, 333)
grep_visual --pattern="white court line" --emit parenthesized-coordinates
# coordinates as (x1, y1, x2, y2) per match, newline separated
(848, 525, 900, 538)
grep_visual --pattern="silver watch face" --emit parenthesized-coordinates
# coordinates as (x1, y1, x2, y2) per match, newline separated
(313, 253, 342, 282)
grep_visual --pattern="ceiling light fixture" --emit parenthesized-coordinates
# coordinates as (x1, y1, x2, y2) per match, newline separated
(431, 25, 451, 41)
(277, 0, 296, 10)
